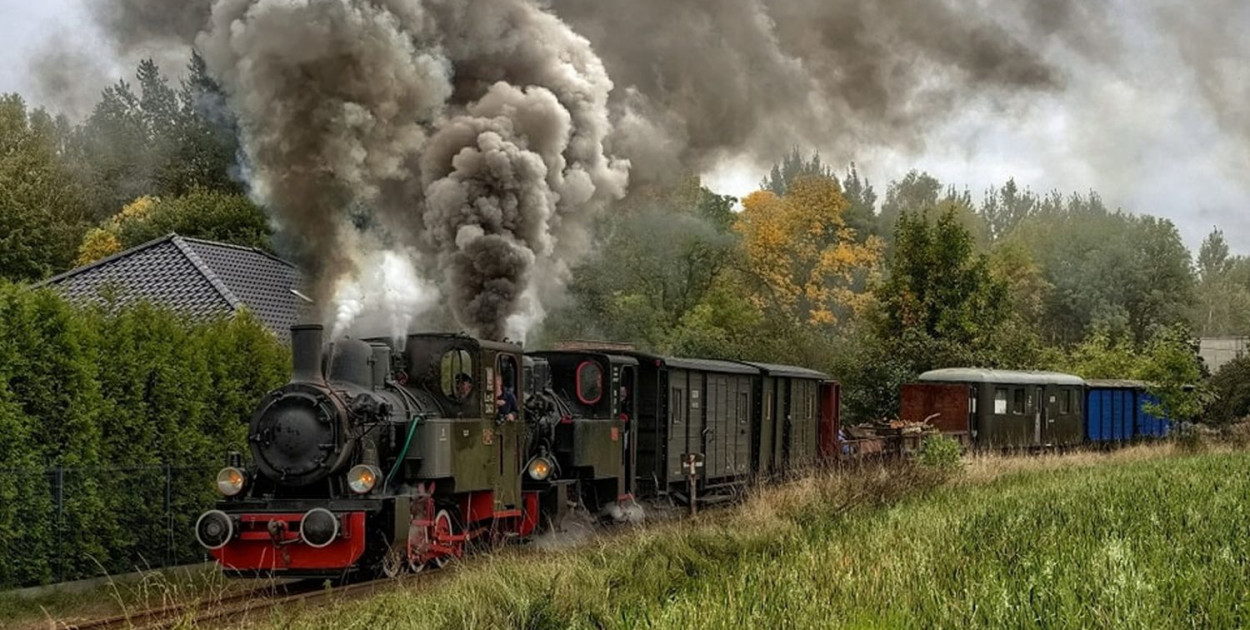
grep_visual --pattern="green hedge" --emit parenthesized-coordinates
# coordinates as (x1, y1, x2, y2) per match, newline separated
(0, 284, 288, 587)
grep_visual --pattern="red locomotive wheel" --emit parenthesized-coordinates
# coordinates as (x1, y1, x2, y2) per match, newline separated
(407, 508, 459, 572)
(430, 509, 456, 568)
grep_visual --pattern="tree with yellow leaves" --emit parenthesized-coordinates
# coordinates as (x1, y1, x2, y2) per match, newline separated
(735, 175, 883, 328)
(74, 196, 159, 265)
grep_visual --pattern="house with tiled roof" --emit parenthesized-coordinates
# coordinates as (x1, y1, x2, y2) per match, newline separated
(41, 234, 304, 341)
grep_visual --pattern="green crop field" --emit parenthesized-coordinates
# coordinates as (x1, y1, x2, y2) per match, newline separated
(140, 448, 1250, 629)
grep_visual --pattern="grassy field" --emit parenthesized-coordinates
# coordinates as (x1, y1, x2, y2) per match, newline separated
(234, 445, 1250, 629)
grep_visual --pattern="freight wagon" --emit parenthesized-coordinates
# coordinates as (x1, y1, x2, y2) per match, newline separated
(1085, 380, 1171, 443)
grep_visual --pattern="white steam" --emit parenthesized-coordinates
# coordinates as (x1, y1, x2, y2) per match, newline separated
(331, 250, 440, 342)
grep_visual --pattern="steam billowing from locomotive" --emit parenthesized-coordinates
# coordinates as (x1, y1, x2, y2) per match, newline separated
(195, 0, 629, 341)
(86, 0, 627, 340)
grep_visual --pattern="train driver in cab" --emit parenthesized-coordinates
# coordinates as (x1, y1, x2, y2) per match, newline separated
(495, 372, 518, 422)
(455, 373, 474, 400)
(619, 384, 632, 420)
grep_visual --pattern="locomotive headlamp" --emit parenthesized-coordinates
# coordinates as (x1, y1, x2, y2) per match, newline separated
(526, 457, 554, 481)
(347, 464, 381, 495)
(215, 467, 246, 497)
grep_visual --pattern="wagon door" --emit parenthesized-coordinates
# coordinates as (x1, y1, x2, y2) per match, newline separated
(759, 377, 775, 474)
(1034, 386, 1045, 447)
(620, 365, 637, 495)
(775, 380, 790, 470)
(666, 370, 688, 489)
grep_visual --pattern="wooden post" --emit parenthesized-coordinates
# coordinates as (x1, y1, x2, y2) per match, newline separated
(684, 453, 703, 516)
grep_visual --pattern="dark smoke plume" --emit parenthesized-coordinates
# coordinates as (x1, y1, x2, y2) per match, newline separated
(546, 0, 1076, 181)
(88, 0, 628, 340)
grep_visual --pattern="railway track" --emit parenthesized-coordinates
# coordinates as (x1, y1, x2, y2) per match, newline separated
(59, 577, 408, 630)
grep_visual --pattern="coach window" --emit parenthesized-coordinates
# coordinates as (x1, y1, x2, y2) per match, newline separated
(1060, 388, 1072, 414)
(441, 349, 474, 402)
(994, 388, 1009, 414)
(1012, 389, 1026, 415)
(577, 361, 603, 405)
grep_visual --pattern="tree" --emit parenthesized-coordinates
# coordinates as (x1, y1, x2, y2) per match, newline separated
(989, 240, 1052, 329)
(980, 178, 1038, 241)
(878, 171, 943, 237)
(0, 94, 90, 281)
(1011, 199, 1196, 344)
(118, 189, 271, 249)
(542, 184, 740, 350)
(1208, 355, 1250, 426)
(1192, 228, 1250, 336)
(875, 206, 1011, 360)
(70, 79, 150, 220)
(736, 175, 882, 328)
(877, 171, 987, 246)
(166, 51, 244, 197)
(760, 147, 834, 197)
(840, 163, 878, 239)
(1056, 325, 1207, 423)
(64, 55, 244, 222)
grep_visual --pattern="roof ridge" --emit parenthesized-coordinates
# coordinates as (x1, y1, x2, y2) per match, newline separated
(180, 236, 297, 269)
(37, 233, 180, 288)
(171, 235, 242, 310)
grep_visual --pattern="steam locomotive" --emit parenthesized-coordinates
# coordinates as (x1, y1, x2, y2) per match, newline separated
(195, 326, 837, 578)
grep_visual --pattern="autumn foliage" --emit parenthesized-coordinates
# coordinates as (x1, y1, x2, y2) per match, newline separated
(736, 176, 882, 327)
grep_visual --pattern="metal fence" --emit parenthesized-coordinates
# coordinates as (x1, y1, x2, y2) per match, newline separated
(2, 464, 219, 588)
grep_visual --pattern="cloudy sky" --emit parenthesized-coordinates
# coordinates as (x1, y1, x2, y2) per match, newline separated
(1, 0, 1247, 254)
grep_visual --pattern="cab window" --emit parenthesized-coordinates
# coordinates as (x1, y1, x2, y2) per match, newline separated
(440, 349, 474, 402)
(577, 361, 603, 405)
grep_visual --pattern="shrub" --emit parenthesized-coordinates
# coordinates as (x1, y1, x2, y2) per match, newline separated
(0, 284, 288, 587)
(918, 434, 964, 473)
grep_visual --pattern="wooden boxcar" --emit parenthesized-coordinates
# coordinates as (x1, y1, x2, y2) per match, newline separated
(915, 369, 1086, 448)
(610, 353, 831, 499)
(899, 382, 974, 444)
(630, 356, 758, 496)
(740, 362, 828, 475)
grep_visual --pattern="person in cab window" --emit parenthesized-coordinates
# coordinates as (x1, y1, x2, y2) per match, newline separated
(455, 373, 474, 400)
(495, 373, 518, 422)
(618, 384, 631, 421)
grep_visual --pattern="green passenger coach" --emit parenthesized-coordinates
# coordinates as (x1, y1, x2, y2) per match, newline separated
(916, 368, 1086, 448)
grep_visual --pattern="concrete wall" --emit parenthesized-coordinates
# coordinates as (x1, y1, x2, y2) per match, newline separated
(1200, 337, 1249, 373)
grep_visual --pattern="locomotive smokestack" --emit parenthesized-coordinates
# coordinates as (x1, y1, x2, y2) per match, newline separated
(290, 324, 325, 384)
